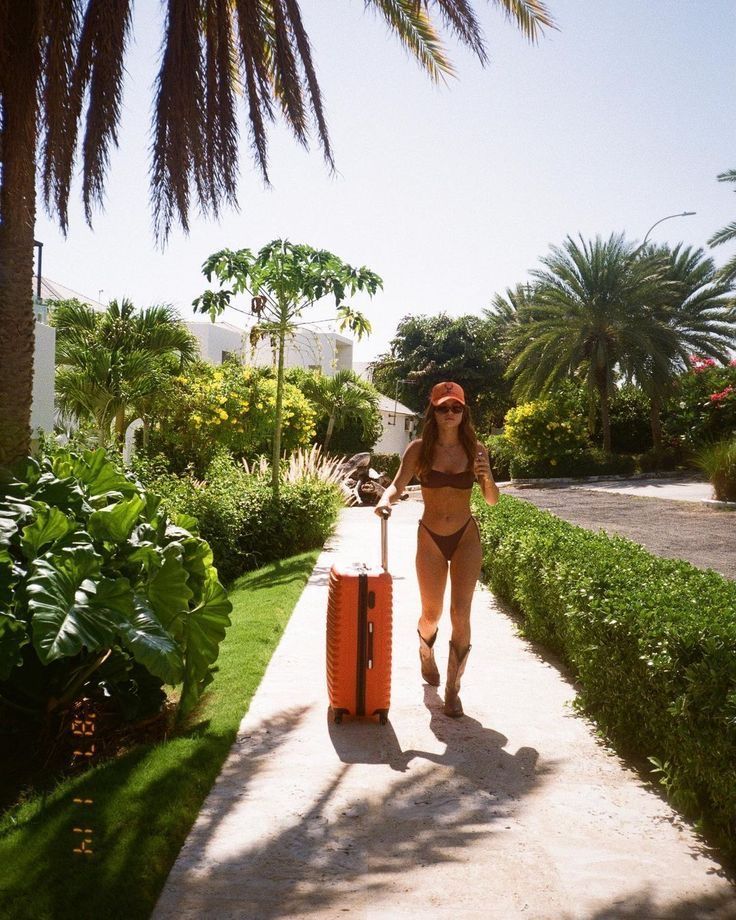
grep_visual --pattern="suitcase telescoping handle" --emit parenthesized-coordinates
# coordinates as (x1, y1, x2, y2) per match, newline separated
(378, 507, 390, 571)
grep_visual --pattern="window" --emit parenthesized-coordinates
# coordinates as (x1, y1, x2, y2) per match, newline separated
(404, 417, 413, 431)
(221, 350, 233, 363)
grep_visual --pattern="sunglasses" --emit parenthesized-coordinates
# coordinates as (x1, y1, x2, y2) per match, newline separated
(435, 404, 464, 415)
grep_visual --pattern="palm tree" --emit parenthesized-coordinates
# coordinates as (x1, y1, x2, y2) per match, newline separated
(302, 370, 380, 451)
(708, 169, 736, 283)
(505, 234, 671, 452)
(620, 244, 736, 451)
(0, 0, 555, 467)
(51, 298, 197, 447)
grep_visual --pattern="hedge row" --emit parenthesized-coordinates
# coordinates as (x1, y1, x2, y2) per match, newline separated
(473, 493, 736, 856)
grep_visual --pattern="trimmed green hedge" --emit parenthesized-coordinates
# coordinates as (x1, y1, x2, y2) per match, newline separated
(474, 493, 736, 857)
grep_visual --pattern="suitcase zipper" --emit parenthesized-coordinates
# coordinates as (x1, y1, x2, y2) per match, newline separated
(356, 571, 368, 716)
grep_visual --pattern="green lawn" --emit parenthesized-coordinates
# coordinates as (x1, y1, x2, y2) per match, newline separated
(0, 551, 319, 920)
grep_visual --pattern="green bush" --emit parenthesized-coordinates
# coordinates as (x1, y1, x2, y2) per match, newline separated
(0, 449, 231, 724)
(474, 494, 736, 857)
(695, 438, 736, 502)
(137, 451, 342, 583)
(486, 434, 512, 481)
(608, 384, 652, 453)
(503, 396, 593, 477)
(663, 359, 736, 449)
(145, 360, 316, 475)
(371, 452, 401, 480)
(509, 447, 636, 479)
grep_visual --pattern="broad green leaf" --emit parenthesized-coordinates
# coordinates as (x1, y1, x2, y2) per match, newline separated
(179, 536, 213, 605)
(21, 505, 76, 559)
(60, 448, 139, 502)
(88, 496, 146, 543)
(0, 611, 28, 680)
(178, 569, 232, 719)
(118, 596, 184, 685)
(147, 545, 194, 634)
(28, 550, 133, 663)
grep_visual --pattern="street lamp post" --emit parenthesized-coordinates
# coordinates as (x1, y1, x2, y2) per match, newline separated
(641, 211, 696, 247)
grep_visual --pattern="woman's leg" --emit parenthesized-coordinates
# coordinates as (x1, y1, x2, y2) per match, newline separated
(415, 523, 449, 640)
(447, 520, 482, 652)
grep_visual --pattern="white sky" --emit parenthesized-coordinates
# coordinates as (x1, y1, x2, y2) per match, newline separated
(34, 0, 736, 363)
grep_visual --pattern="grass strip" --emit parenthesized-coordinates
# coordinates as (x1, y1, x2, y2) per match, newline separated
(0, 550, 319, 920)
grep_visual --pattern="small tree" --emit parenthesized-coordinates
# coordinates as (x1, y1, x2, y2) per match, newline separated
(193, 240, 381, 495)
(301, 369, 381, 451)
(51, 297, 197, 447)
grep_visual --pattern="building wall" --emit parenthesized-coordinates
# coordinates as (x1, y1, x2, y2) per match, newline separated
(374, 410, 415, 455)
(250, 328, 352, 374)
(186, 322, 352, 376)
(31, 322, 56, 434)
(186, 322, 246, 364)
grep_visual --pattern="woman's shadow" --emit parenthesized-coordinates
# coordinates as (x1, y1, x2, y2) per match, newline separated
(328, 686, 548, 803)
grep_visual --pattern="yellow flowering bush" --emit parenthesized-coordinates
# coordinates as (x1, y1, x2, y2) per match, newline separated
(504, 398, 589, 459)
(147, 360, 315, 474)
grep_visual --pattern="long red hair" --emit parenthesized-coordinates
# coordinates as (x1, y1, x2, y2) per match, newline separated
(415, 401, 478, 479)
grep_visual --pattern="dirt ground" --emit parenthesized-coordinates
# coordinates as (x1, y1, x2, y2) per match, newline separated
(503, 485, 736, 581)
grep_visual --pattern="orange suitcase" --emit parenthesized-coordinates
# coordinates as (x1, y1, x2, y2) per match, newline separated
(326, 513, 392, 724)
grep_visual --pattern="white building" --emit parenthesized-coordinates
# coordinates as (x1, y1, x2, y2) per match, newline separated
(374, 394, 417, 455)
(185, 320, 353, 375)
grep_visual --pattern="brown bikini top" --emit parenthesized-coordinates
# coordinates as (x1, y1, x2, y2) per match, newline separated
(419, 468, 476, 490)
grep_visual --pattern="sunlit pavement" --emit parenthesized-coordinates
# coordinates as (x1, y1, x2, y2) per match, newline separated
(153, 503, 735, 920)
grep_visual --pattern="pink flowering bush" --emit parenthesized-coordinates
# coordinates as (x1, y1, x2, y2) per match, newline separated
(664, 358, 736, 449)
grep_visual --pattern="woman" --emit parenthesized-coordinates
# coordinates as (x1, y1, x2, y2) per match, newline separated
(375, 381, 499, 717)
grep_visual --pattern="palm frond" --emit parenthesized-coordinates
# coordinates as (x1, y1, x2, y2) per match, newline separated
(708, 221, 736, 249)
(78, 0, 133, 225)
(366, 0, 454, 82)
(39, 0, 80, 233)
(490, 0, 556, 43)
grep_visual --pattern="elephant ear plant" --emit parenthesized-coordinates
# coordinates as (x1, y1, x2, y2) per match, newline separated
(0, 448, 231, 725)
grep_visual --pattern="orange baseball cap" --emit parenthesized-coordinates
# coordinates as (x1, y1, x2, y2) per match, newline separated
(430, 381, 466, 406)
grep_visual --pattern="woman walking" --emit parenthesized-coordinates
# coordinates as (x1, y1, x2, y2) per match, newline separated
(375, 381, 499, 717)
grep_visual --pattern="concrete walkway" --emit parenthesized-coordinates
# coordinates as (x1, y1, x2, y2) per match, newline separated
(154, 503, 735, 920)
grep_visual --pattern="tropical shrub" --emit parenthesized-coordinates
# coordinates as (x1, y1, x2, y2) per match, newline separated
(0, 449, 231, 724)
(138, 451, 343, 583)
(608, 384, 652, 453)
(486, 434, 513, 481)
(503, 397, 591, 476)
(370, 453, 401, 481)
(663, 358, 736, 450)
(145, 359, 316, 475)
(694, 438, 736, 502)
(474, 494, 736, 859)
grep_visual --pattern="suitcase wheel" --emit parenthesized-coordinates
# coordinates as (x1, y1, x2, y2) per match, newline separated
(377, 710, 389, 725)
(332, 708, 347, 724)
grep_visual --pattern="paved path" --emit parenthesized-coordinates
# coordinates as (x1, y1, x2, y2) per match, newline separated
(154, 504, 735, 920)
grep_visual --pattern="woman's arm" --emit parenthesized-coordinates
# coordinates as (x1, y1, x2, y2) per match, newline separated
(474, 444, 500, 506)
(374, 440, 422, 516)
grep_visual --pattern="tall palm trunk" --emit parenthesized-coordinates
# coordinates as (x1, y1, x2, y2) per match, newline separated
(597, 375, 612, 453)
(649, 393, 663, 453)
(0, 4, 42, 467)
(115, 407, 126, 447)
(271, 325, 287, 498)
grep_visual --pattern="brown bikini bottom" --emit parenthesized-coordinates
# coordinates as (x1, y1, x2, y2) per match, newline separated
(418, 517, 478, 562)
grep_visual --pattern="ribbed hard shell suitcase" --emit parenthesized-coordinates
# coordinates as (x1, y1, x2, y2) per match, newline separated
(326, 514, 392, 724)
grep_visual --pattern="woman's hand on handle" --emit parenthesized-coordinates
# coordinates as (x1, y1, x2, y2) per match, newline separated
(374, 501, 392, 518)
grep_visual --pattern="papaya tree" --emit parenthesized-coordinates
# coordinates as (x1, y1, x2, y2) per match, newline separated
(193, 240, 381, 495)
